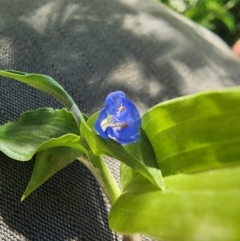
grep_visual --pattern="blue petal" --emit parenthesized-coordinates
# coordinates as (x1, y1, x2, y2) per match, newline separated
(94, 91, 142, 145)
(119, 132, 140, 145)
(107, 127, 140, 144)
(117, 99, 141, 135)
(94, 107, 110, 139)
(105, 91, 125, 107)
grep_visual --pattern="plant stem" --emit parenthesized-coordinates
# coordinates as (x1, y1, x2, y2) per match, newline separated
(77, 155, 141, 241)
(123, 234, 141, 241)
(77, 155, 120, 205)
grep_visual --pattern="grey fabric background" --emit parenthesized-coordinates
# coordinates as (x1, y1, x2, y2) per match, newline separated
(0, 0, 240, 240)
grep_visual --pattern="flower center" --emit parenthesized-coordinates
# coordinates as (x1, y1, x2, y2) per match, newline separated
(100, 105, 129, 132)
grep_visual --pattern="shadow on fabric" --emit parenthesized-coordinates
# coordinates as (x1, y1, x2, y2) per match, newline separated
(0, 0, 240, 240)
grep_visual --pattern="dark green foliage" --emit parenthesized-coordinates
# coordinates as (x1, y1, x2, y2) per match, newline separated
(159, 0, 240, 46)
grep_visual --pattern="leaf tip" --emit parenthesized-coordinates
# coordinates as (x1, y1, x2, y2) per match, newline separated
(20, 195, 26, 202)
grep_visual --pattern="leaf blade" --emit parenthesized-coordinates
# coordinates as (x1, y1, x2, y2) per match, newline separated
(0, 70, 74, 109)
(0, 70, 83, 125)
(0, 108, 80, 161)
(81, 113, 164, 190)
(110, 165, 240, 241)
(22, 146, 82, 200)
(142, 88, 240, 176)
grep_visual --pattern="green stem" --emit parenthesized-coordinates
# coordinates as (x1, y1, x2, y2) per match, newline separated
(123, 234, 141, 241)
(77, 155, 120, 205)
(77, 155, 141, 241)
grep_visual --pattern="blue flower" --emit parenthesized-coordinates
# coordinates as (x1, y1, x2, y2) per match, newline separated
(94, 91, 142, 144)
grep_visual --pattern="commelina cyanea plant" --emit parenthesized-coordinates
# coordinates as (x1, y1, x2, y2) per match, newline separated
(0, 70, 240, 241)
(94, 91, 142, 145)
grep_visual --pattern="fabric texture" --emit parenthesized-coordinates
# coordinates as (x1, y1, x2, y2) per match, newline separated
(0, 0, 240, 240)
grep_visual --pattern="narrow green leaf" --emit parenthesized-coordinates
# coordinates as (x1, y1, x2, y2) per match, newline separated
(22, 146, 82, 200)
(0, 70, 74, 109)
(142, 88, 240, 176)
(0, 70, 83, 125)
(110, 165, 240, 241)
(0, 108, 80, 161)
(80, 113, 164, 190)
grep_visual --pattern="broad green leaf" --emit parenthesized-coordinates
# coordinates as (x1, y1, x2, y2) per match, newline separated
(80, 113, 164, 190)
(142, 88, 240, 177)
(22, 146, 82, 200)
(0, 108, 81, 161)
(36, 134, 86, 154)
(0, 70, 83, 125)
(110, 165, 240, 241)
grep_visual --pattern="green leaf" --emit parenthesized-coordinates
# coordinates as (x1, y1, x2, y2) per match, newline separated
(0, 70, 83, 126)
(142, 88, 240, 177)
(22, 146, 82, 200)
(119, 163, 157, 193)
(110, 88, 240, 240)
(110, 165, 240, 241)
(36, 134, 86, 154)
(80, 113, 164, 190)
(0, 108, 81, 161)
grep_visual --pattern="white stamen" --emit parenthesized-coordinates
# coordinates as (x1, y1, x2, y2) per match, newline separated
(100, 115, 113, 131)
